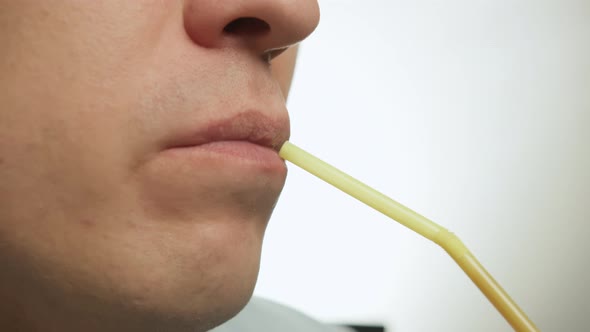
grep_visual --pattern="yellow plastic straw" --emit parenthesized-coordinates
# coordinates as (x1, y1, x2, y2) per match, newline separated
(279, 141, 539, 332)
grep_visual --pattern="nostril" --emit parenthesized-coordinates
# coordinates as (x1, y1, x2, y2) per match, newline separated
(223, 17, 270, 37)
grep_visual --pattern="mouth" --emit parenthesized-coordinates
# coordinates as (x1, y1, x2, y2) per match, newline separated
(167, 110, 289, 151)
(162, 110, 290, 172)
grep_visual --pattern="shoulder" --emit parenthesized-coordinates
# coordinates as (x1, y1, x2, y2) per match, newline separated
(210, 297, 352, 332)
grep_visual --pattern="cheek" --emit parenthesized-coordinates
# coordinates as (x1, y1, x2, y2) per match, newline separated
(0, 0, 179, 220)
(0, 74, 134, 220)
(0, 55, 147, 267)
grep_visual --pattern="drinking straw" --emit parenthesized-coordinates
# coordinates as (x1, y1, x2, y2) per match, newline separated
(279, 141, 538, 332)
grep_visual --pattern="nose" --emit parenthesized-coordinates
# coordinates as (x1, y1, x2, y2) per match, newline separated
(183, 0, 320, 56)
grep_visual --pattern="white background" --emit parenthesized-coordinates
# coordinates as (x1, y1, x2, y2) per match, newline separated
(254, 1, 590, 331)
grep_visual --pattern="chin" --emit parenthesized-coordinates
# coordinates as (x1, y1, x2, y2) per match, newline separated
(114, 266, 258, 332)
(146, 223, 265, 331)
(101, 216, 267, 332)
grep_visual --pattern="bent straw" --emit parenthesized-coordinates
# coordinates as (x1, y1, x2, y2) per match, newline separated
(279, 141, 538, 332)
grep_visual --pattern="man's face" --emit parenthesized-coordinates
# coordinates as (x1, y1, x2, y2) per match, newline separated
(0, 1, 319, 331)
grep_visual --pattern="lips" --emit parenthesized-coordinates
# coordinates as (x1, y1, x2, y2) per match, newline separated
(156, 110, 290, 174)
(166, 110, 290, 152)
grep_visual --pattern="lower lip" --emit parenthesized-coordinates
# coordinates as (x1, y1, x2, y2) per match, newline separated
(164, 140, 286, 173)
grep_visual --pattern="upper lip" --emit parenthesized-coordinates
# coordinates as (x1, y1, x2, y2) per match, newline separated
(166, 110, 290, 152)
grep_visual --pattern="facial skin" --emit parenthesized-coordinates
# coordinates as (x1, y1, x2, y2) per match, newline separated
(0, 1, 319, 331)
